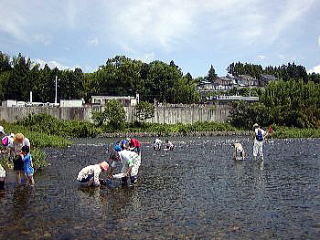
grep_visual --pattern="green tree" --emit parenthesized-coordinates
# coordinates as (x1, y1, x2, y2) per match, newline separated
(205, 65, 217, 83)
(135, 101, 155, 121)
(92, 100, 126, 129)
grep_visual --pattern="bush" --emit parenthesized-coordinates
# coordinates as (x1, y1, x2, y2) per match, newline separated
(18, 113, 101, 138)
(135, 101, 155, 121)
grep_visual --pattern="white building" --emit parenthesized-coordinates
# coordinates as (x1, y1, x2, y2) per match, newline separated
(60, 99, 84, 107)
(91, 95, 138, 107)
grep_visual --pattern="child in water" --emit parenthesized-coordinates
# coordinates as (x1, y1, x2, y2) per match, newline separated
(233, 142, 245, 160)
(21, 146, 35, 186)
(77, 162, 109, 187)
(165, 140, 174, 151)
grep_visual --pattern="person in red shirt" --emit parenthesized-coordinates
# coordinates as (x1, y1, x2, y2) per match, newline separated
(127, 138, 141, 155)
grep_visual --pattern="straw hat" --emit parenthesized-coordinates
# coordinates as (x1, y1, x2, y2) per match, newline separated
(100, 161, 109, 171)
(253, 123, 259, 128)
(14, 133, 25, 143)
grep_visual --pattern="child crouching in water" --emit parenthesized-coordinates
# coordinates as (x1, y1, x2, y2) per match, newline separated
(233, 142, 246, 161)
(21, 146, 35, 186)
(0, 163, 5, 190)
(77, 162, 109, 187)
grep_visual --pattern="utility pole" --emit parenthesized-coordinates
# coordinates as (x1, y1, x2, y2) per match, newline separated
(55, 76, 58, 104)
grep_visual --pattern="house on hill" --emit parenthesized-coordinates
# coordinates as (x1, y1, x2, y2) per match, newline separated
(259, 74, 276, 87)
(214, 75, 236, 91)
(235, 75, 259, 87)
(197, 81, 215, 92)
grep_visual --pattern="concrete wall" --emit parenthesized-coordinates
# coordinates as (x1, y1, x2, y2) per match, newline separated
(0, 104, 231, 124)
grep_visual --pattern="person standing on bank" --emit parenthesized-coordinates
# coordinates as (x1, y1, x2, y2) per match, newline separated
(253, 123, 269, 160)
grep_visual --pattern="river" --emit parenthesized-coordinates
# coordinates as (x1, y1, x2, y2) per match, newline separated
(0, 137, 319, 239)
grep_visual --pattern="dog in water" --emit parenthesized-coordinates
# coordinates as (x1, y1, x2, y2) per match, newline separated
(233, 142, 246, 160)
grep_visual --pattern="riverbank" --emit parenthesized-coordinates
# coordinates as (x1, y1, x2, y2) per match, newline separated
(0, 121, 71, 169)
(8, 113, 320, 139)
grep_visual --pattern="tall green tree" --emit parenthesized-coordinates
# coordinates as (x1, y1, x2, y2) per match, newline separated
(205, 65, 217, 83)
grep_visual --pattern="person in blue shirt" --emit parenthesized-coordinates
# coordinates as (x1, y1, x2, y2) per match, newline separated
(21, 146, 35, 186)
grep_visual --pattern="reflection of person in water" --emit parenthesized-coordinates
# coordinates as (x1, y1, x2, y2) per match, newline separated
(12, 186, 33, 219)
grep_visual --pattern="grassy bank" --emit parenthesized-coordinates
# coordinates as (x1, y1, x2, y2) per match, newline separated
(270, 126, 320, 139)
(15, 113, 320, 139)
(0, 121, 71, 169)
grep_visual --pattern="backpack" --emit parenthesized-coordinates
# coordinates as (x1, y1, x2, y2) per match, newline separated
(256, 129, 263, 141)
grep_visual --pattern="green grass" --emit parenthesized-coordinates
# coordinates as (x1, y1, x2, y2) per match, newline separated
(270, 126, 320, 139)
(0, 120, 72, 169)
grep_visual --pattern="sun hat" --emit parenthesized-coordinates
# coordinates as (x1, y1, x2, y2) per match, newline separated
(100, 161, 109, 171)
(114, 144, 122, 152)
(1, 136, 8, 146)
(14, 133, 25, 142)
(0, 126, 5, 134)
(253, 123, 259, 128)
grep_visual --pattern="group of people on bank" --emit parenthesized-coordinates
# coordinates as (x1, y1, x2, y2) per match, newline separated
(0, 126, 35, 190)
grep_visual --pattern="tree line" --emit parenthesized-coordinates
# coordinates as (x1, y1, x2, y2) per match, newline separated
(226, 62, 320, 83)
(230, 80, 320, 128)
(1, 51, 320, 104)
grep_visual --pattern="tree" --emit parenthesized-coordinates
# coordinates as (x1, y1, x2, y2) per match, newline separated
(135, 101, 155, 121)
(205, 65, 217, 83)
(92, 100, 126, 129)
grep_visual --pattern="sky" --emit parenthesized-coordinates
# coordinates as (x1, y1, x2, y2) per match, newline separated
(0, 0, 319, 77)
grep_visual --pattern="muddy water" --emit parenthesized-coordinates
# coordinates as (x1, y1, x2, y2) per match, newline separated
(0, 137, 319, 240)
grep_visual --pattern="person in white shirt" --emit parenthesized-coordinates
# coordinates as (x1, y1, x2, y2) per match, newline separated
(0, 162, 5, 190)
(233, 142, 245, 160)
(253, 123, 269, 160)
(77, 161, 109, 187)
(165, 140, 174, 151)
(0, 126, 5, 138)
(153, 138, 162, 151)
(109, 149, 141, 186)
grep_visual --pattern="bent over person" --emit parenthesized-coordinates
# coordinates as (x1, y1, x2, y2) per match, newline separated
(77, 162, 109, 187)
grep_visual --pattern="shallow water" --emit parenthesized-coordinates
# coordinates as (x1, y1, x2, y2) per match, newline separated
(0, 137, 319, 240)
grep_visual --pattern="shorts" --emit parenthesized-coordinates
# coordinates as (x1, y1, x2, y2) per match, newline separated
(0, 165, 6, 178)
(24, 168, 34, 177)
(13, 156, 24, 171)
(79, 174, 94, 183)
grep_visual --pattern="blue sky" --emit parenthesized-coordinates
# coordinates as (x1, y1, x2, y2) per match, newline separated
(0, 0, 319, 77)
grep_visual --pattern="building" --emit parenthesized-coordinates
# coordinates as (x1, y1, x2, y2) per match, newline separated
(235, 75, 259, 87)
(214, 76, 236, 91)
(214, 95, 259, 103)
(60, 99, 84, 107)
(259, 74, 276, 87)
(2, 100, 17, 107)
(196, 81, 215, 92)
(91, 95, 138, 107)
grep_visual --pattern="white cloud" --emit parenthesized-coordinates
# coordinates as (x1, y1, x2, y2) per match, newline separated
(87, 38, 99, 47)
(32, 34, 51, 46)
(308, 65, 320, 74)
(136, 52, 155, 63)
(256, 55, 266, 60)
(33, 58, 77, 70)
